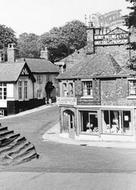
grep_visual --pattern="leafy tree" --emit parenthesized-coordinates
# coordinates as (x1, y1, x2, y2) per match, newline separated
(18, 33, 40, 58)
(125, 0, 136, 50)
(0, 25, 17, 49)
(39, 20, 87, 62)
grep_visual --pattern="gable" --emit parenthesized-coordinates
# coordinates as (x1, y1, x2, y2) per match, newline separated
(95, 27, 129, 46)
(106, 27, 128, 35)
(20, 67, 29, 76)
(18, 63, 35, 82)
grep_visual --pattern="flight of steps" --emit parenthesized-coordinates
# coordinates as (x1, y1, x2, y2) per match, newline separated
(0, 123, 39, 166)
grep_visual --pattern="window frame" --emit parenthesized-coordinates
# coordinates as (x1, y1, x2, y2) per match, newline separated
(0, 83, 7, 100)
(128, 78, 136, 98)
(82, 79, 93, 98)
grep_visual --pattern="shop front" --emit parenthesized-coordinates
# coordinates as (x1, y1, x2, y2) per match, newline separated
(76, 106, 136, 142)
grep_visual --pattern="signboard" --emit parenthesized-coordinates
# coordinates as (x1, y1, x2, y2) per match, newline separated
(91, 10, 125, 29)
(94, 27, 129, 46)
(57, 97, 77, 106)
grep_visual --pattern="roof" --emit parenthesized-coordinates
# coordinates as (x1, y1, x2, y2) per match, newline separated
(57, 53, 123, 79)
(17, 58, 59, 73)
(0, 62, 25, 82)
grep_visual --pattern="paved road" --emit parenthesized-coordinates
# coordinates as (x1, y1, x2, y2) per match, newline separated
(1, 105, 136, 189)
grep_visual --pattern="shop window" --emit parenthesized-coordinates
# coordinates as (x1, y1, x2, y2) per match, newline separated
(82, 81, 93, 97)
(102, 110, 132, 135)
(0, 83, 7, 100)
(129, 80, 136, 96)
(81, 111, 98, 134)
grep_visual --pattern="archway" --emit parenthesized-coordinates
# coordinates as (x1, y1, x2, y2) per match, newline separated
(63, 110, 75, 136)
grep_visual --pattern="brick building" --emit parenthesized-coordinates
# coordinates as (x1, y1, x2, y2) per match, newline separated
(57, 25, 136, 142)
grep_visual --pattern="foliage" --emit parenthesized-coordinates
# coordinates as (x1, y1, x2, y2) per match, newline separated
(39, 20, 87, 62)
(0, 25, 17, 49)
(125, 0, 136, 50)
(17, 33, 40, 58)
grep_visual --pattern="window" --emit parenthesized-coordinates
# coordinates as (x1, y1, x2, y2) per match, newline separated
(83, 81, 93, 97)
(81, 111, 98, 134)
(62, 81, 74, 97)
(37, 75, 43, 84)
(0, 83, 7, 100)
(37, 89, 42, 99)
(18, 81, 22, 99)
(129, 80, 136, 96)
(102, 110, 132, 135)
(18, 81, 28, 100)
(63, 83, 68, 97)
(69, 83, 73, 97)
(24, 81, 28, 99)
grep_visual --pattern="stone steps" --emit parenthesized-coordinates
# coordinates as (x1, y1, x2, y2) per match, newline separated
(0, 123, 39, 166)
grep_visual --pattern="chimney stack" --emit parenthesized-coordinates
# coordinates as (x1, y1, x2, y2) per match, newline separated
(7, 43, 16, 63)
(86, 19, 95, 54)
(40, 47, 48, 60)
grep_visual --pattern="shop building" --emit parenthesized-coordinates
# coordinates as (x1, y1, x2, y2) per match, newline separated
(57, 25, 136, 142)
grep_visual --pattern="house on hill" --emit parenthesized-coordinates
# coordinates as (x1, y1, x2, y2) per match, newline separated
(57, 25, 136, 142)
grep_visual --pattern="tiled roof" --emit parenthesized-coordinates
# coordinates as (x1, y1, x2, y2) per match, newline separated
(17, 58, 59, 73)
(57, 53, 122, 79)
(0, 62, 25, 82)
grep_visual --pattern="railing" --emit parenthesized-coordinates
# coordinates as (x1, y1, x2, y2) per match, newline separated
(57, 97, 77, 106)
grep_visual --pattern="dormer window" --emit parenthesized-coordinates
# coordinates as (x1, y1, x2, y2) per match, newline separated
(82, 80, 93, 97)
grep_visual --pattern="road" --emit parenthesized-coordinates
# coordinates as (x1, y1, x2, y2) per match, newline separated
(1, 105, 136, 189)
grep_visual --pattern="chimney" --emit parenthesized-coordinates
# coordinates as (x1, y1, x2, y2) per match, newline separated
(86, 21, 95, 54)
(40, 47, 48, 60)
(7, 43, 16, 63)
(0, 50, 6, 63)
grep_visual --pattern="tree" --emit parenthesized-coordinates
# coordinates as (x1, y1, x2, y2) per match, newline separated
(39, 20, 87, 62)
(18, 33, 40, 58)
(125, 0, 136, 50)
(0, 25, 17, 49)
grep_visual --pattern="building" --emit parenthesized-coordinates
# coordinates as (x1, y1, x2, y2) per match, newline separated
(0, 61, 35, 116)
(0, 44, 59, 116)
(57, 25, 136, 142)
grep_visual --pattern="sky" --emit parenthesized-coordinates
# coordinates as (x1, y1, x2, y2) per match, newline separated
(0, 0, 130, 36)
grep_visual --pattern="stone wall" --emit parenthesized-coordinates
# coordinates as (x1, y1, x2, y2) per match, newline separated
(101, 78, 136, 106)
(75, 79, 101, 105)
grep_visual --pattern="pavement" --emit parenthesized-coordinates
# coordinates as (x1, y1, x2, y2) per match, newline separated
(43, 122, 136, 149)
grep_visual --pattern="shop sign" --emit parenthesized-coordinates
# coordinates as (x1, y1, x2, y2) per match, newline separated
(94, 27, 129, 46)
(57, 97, 77, 106)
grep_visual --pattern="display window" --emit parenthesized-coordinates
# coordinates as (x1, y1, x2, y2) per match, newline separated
(81, 111, 98, 135)
(102, 110, 132, 135)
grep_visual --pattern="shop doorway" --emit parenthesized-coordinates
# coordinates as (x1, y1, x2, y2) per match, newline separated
(63, 110, 75, 134)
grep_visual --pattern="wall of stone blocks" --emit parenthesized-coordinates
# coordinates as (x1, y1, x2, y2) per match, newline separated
(101, 78, 136, 106)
